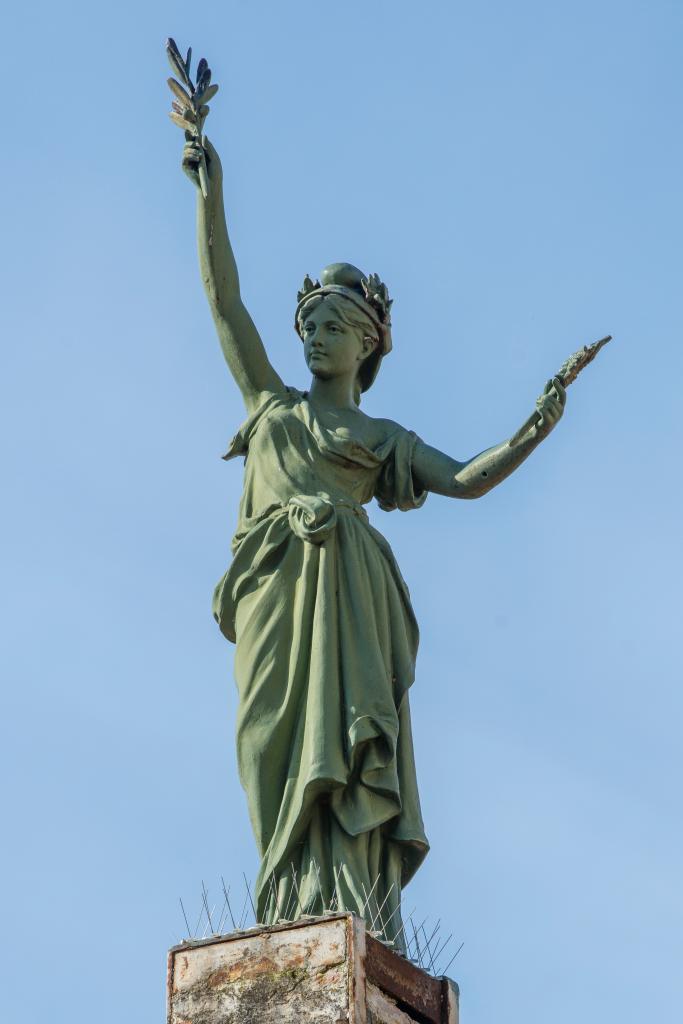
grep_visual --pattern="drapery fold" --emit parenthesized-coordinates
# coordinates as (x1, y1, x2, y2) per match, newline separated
(213, 389, 429, 944)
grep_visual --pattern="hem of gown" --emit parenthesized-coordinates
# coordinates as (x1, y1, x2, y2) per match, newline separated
(255, 775, 429, 898)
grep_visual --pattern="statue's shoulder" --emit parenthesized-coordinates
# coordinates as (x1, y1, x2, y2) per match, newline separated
(370, 414, 404, 433)
(362, 413, 407, 447)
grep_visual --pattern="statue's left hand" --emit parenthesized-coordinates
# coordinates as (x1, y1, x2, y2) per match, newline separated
(182, 135, 223, 193)
(533, 377, 566, 439)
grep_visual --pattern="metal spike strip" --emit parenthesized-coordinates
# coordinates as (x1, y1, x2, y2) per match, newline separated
(216, 901, 227, 935)
(237, 889, 249, 930)
(221, 876, 237, 930)
(179, 897, 192, 938)
(312, 859, 326, 915)
(202, 903, 218, 939)
(431, 931, 453, 974)
(441, 941, 465, 977)
(388, 902, 415, 950)
(409, 914, 430, 968)
(243, 873, 257, 924)
(193, 898, 205, 937)
(409, 915, 421, 967)
(201, 881, 215, 934)
(268, 872, 284, 923)
(360, 882, 371, 921)
(282, 872, 298, 921)
(290, 863, 304, 918)
(177, 877, 462, 980)
(360, 871, 381, 922)
(377, 893, 403, 943)
(421, 919, 441, 973)
(370, 881, 395, 935)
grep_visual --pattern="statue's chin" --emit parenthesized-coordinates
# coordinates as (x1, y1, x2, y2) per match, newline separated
(309, 366, 334, 381)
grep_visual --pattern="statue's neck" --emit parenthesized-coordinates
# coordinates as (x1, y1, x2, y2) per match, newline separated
(307, 375, 358, 412)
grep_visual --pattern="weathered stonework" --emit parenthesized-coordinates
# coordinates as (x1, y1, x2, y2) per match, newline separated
(167, 913, 459, 1024)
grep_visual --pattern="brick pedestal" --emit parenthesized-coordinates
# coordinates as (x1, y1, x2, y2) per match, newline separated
(167, 913, 459, 1023)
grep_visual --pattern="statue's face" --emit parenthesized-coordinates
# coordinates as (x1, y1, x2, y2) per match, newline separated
(301, 301, 375, 381)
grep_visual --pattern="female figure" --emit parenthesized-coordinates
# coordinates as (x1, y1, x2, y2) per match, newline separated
(181, 136, 565, 945)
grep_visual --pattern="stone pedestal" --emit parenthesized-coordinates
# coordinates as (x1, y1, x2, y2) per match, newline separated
(167, 912, 459, 1024)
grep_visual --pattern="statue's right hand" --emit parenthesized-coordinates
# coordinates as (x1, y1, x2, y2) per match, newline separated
(181, 136, 223, 192)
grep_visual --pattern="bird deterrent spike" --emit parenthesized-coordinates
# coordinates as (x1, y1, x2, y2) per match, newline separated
(179, 897, 192, 938)
(221, 877, 237, 930)
(201, 880, 215, 933)
(370, 882, 395, 934)
(242, 873, 257, 925)
(441, 941, 465, 977)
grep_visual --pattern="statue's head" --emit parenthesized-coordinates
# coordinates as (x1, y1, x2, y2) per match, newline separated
(295, 263, 393, 400)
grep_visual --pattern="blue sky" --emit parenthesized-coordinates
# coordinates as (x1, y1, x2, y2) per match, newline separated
(2, 1, 681, 1021)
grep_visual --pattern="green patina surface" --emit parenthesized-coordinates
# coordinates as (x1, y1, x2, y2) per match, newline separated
(164, 41, 607, 948)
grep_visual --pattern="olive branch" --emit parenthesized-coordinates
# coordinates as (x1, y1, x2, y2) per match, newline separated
(553, 335, 612, 388)
(509, 335, 612, 445)
(165, 38, 219, 198)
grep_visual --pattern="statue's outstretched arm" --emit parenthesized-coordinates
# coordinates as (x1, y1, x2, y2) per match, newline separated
(412, 378, 566, 499)
(182, 137, 285, 412)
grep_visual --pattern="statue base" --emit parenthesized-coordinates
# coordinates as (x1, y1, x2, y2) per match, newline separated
(167, 912, 459, 1023)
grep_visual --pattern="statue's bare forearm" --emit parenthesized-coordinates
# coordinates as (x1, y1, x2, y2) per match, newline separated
(413, 433, 539, 499)
(413, 379, 566, 499)
(197, 181, 240, 313)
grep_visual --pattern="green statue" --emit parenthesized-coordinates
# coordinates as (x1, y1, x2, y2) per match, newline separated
(166, 40, 609, 948)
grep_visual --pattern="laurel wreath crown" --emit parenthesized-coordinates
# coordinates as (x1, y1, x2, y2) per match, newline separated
(297, 272, 393, 325)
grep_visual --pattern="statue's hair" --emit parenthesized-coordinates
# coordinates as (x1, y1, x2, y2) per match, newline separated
(297, 293, 381, 404)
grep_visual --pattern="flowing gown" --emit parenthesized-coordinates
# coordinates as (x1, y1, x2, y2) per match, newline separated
(212, 388, 429, 945)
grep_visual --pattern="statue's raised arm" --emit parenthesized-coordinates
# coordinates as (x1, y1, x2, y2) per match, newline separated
(183, 136, 285, 411)
(166, 40, 284, 413)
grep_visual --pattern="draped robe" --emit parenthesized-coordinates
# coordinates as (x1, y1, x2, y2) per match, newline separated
(212, 388, 429, 945)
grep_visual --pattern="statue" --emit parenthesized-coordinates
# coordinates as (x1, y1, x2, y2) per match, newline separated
(165, 40, 610, 948)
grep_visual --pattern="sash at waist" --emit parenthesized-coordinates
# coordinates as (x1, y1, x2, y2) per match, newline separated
(233, 494, 369, 550)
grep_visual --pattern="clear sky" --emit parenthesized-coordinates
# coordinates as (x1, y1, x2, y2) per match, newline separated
(2, 1, 681, 1021)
